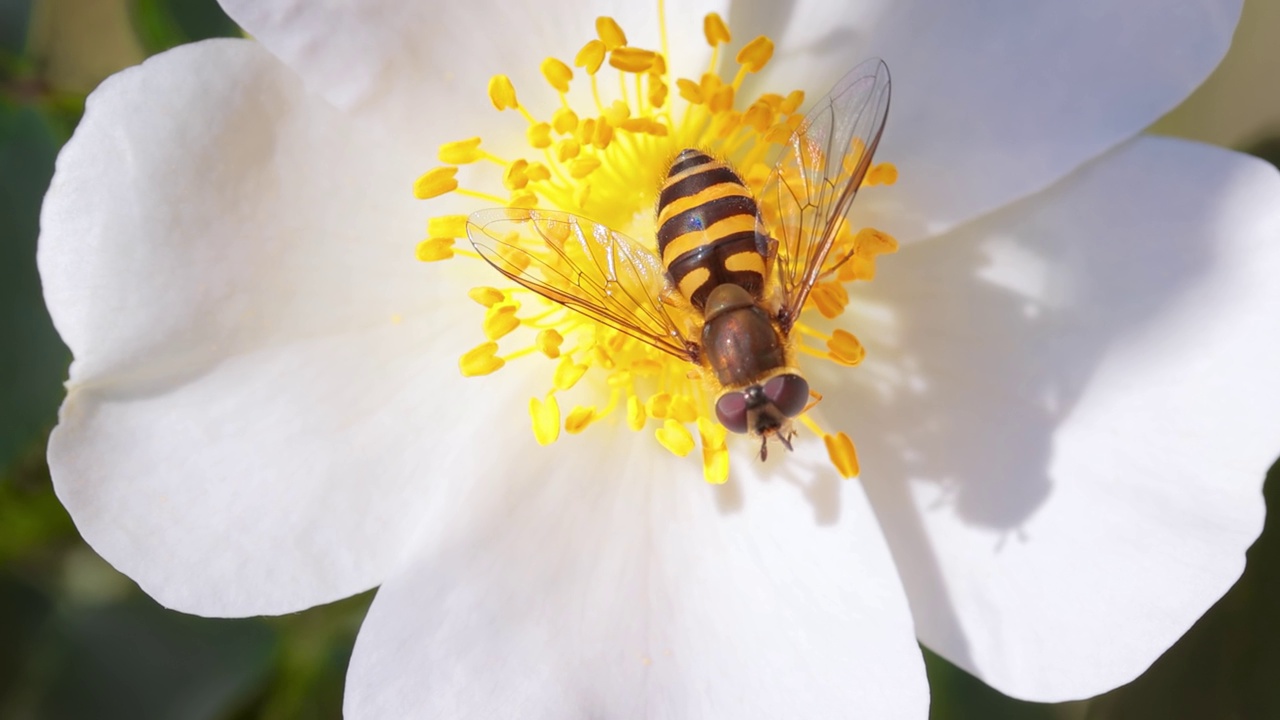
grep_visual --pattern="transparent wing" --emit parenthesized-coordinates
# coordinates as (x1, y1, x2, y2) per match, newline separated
(467, 208, 699, 361)
(756, 57, 891, 332)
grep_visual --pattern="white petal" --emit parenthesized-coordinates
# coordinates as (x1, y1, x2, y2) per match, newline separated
(746, 0, 1242, 242)
(345, 434, 928, 719)
(39, 39, 504, 615)
(218, 0, 727, 156)
(819, 136, 1280, 700)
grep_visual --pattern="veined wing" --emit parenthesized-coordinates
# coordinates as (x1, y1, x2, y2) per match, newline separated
(756, 57, 891, 332)
(467, 208, 699, 361)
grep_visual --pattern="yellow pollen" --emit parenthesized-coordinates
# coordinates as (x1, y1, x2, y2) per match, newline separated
(865, 162, 899, 186)
(565, 406, 598, 434)
(610, 47, 657, 73)
(824, 432, 861, 479)
(428, 214, 469, 238)
(468, 286, 506, 307)
(736, 36, 774, 73)
(552, 107, 579, 134)
(536, 328, 564, 358)
(703, 12, 731, 46)
(541, 57, 574, 93)
(627, 395, 647, 430)
(553, 356, 589, 390)
(656, 419, 695, 457)
(530, 394, 561, 445)
(438, 137, 484, 164)
(483, 303, 520, 340)
(647, 392, 673, 419)
(676, 78, 702, 104)
(697, 417, 729, 484)
(810, 281, 849, 318)
(595, 16, 627, 50)
(488, 75, 519, 110)
(570, 156, 601, 179)
(419, 10, 899, 482)
(527, 122, 553, 149)
(415, 238, 454, 262)
(827, 329, 866, 366)
(414, 167, 458, 199)
(460, 342, 504, 376)
(575, 39, 606, 74)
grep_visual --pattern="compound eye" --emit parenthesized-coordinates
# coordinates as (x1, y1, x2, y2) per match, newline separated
(763, 373, 810, 417)
(714, 391, 750, 434)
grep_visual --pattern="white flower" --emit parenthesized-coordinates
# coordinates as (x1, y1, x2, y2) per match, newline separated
(37, 0, 1280, 717)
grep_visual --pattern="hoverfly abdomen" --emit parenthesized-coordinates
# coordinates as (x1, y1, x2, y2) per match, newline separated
(656, 149, 769, 310)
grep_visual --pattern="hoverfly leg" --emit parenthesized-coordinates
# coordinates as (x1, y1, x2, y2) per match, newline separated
(801, 389, 824, 415)
(759, 435, 769, 462)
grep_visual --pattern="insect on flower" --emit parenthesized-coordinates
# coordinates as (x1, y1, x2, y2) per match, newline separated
(467, 57, 891, 461)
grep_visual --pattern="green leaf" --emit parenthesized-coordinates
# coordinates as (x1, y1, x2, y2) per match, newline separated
(0, 102, 69, 474)
(0, 0, 34, 56)
(129, 0, 239, 55)
(32, 597, 278, 720)
(923, 646, 1089, 720)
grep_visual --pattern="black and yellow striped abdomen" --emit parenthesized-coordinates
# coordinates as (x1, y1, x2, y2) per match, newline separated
(656, 149, 767, 310)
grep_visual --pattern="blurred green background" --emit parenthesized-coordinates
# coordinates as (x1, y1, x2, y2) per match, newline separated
(2, 0, 1278, 717)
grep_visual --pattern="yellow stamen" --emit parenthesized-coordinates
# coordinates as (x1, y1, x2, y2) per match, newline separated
(428, 214, 469, 238)
(488, 75, 519, 110)
(530, 394, 561, 445)
(575, 39, 606, 74)
(414, 167, 458, 199)
(610, 47, 657, 72)
(468, 287, 506, 307)
(827, 329, 866, 366)
(823, 432, 860, 478)
(438, 137, 484, 164)
(541, 57, 574, 93)
(596, 16, 627, 50)
(656, 419, 695, 456)
(703, 12, 731, 46)
(627, 395, 647, 430)
(553, 356, 589, 390)
(565, 406, 598, 434)
(736, 36, 774, 73)
(697, 417, 729, 484)
(415, 238, 454, 262)
(461, 342, 505, 376)
(483, 303, 520, 340)
(536, 329, 564, 358)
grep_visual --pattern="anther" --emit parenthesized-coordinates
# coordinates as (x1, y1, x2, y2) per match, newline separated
(595, 16, 627, 50)
(575, 39, 606, 74)
(703, 12, 731, 46)
(530, 394, 561, 445)
(541, 57, 573, 93)
(414, 167, 458, 199)
(827, 330, 865, 366)
(565, 406, 598, 434)
(438, 137, 484, 164)
(415, 238, 455, 262)
(427, 214, 469, 238)
(656, 419, 695, 456)
(488, 75, 519, 110)
(736, 36, 774, 73)
(824, 432, 860, 478)
(460, 342, 505, 376)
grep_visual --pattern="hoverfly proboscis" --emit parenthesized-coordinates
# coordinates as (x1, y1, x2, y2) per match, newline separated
(467, 57, 891, 462)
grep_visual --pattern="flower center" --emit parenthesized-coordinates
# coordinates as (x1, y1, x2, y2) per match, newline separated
(415, 7, 898, 483)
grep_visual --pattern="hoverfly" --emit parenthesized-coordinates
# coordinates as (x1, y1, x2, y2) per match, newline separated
(468, 58, 891, 460)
